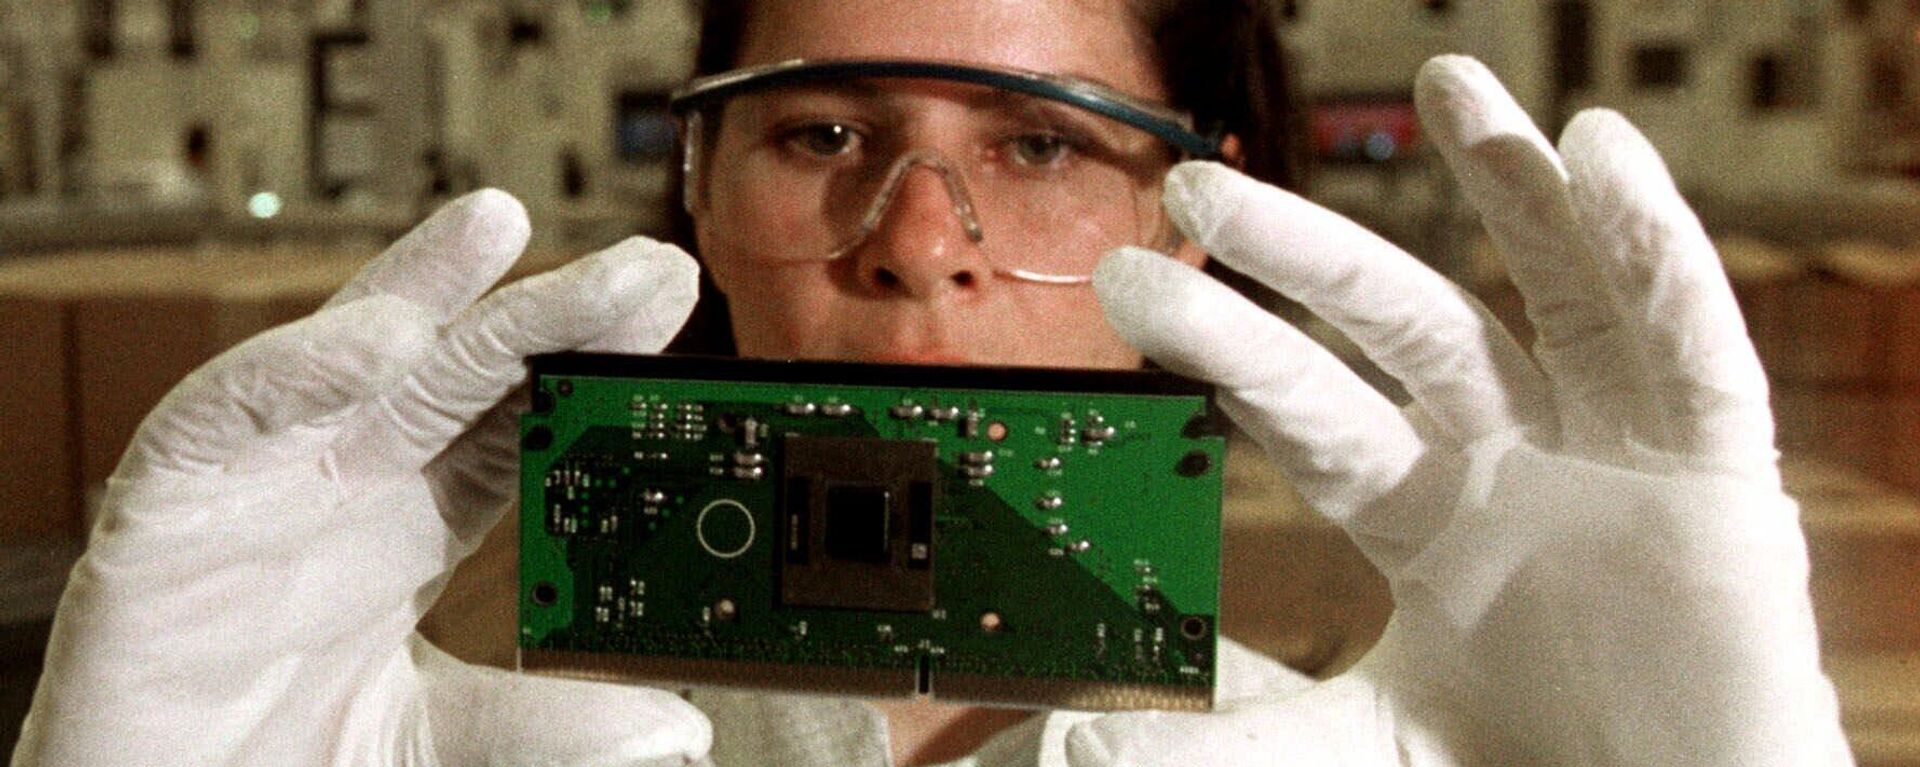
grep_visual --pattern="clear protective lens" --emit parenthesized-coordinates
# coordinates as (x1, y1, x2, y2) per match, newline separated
(685, 76, 1182, 284)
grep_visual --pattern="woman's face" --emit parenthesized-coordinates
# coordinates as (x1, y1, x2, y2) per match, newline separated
(692, 0, 1207, 369)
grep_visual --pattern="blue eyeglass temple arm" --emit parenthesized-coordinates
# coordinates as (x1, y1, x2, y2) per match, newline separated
(669, 59, 1225, 160)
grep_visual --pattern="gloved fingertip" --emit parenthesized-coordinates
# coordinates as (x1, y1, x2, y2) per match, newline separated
(1415, 53, 1495, 97)
(1560, 108, 1687, 221)
(458, 237, 702, 365)
(419, 637, 713, 766)
(1163, 160, 1248, 251)
(614, 236, 702, 307)
(1414, 54, 1553, 160)
(1093, 248, 1289, 391)
(1559, 107, 1633, 148)
(446, 187, 532, 252)
(1561, 108, 1655, 172)
(563, 689, 713, 766)
(1564, 110, 1673, 183)
(1092, 246, 1204, 347)
(546, 682, 714, 763)
(1093, 243, 1184, 290)
(328, 187, 532, 316)
(567, 237, 701, 331)
(1063, 717, 1121, 766)
(1413, 55, 1489, 142)
(577, 239, 703, 356)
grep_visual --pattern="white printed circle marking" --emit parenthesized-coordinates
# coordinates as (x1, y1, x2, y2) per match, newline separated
(695, 499, 756, 559)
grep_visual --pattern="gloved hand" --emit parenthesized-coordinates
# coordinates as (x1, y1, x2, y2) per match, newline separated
(1070, 56, 1854, 765)
(13, 191, 712, 766)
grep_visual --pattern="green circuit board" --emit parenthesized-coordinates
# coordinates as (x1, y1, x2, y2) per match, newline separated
(518, 353, 1224, 711)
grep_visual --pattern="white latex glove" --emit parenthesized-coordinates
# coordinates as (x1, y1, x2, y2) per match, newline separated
(1069, 56, 1854, 766)
(13, 191, 712, 766)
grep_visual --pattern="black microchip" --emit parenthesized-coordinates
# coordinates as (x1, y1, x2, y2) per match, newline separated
(780, 434, 938, 612)
(826, 486, 892, 563)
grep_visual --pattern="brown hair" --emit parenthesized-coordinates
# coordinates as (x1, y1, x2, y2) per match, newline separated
(664, 0, 1303, 355)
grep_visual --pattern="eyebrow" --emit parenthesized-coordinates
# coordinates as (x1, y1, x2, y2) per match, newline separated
(779, 75, 1142, 113)
(782, 79, 887, 100)
(965, 88, 1148, 145)
(758, 78, 1153, 148)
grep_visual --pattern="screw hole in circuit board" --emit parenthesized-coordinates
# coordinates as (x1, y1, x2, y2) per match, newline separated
(531, 581, 559, 607)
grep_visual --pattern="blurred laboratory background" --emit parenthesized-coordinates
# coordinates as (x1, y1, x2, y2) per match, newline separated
(2, 1, 1918, 762)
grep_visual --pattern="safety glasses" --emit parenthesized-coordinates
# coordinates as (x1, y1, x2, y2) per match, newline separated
(671, 59, 1222, 285)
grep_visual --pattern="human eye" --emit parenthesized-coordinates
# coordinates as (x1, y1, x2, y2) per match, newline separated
(1008, 131, 1077, 168)
(989, 105, 1102, 171)
(780, 122, 863, 159)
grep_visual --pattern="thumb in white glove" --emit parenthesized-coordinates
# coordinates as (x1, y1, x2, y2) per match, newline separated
(14, 190, 711, 766)
(1067, 56, 1853, 766)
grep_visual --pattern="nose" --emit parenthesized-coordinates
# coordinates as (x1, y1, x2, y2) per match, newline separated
(849, 157, 989, 298)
